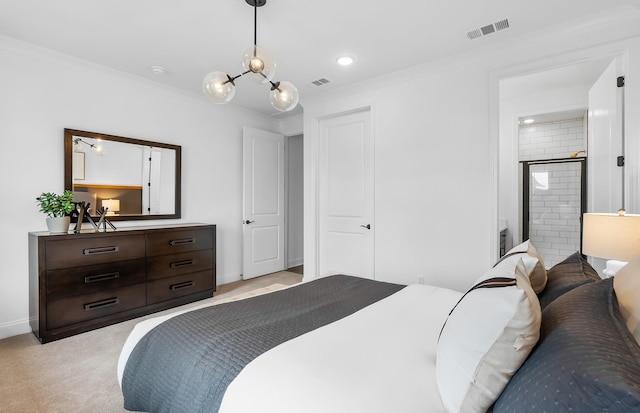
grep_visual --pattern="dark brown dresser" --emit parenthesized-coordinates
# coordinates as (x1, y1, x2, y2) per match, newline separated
(28, 224, 216, 343)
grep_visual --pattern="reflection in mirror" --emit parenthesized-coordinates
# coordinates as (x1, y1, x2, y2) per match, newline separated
(64, 129, 181, 221)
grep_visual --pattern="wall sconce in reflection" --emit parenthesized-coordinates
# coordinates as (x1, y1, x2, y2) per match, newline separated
(101, 199, 120, 215)
(74, 138, 104, 155)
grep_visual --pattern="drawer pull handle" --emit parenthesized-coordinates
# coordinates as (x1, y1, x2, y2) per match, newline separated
(84, 272, 120, 284)
(170, 281, 195, 291)
(84, 297, 119, 311)
(170, 259, 194, 269)
(169, 238, 195, 246)
(83, 246, 119, 256)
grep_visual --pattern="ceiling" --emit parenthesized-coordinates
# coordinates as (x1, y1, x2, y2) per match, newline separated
(1, 0, 638, 116)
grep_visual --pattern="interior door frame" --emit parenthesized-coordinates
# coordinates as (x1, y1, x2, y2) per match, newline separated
(303, 99, 376, 281)
(493, 48, 630, 262)
(317, 108, 374, 278)
(242, 126, 286, 279)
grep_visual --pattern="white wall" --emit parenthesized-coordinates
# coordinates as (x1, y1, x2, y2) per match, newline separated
(303, 64, 494, 292)
(303, 10, 640, 292)
(0, 36, 278, 339)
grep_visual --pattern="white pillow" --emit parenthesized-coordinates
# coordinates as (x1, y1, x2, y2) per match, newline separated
(502, 240, 547, 293)
(436, 258, 542, 413)
(613, 256, 640, 346)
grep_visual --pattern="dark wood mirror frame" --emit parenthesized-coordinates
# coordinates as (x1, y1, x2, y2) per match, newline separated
(64, 128, 182, 221)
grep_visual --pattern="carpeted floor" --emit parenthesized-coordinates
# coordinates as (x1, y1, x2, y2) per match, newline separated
(0, 270, 302, 413)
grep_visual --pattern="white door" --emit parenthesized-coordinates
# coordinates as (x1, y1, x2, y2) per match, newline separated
(588, 58, 623, 213)
(242, 127, 286, 279)
(318, 110, 374, 278)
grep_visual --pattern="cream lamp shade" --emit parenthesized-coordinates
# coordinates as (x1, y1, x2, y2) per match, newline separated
(102, 199, 120, 215)
(582, 212, 640, 261)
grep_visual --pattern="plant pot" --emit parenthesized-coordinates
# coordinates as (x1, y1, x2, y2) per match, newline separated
(46, 217, 70, 233)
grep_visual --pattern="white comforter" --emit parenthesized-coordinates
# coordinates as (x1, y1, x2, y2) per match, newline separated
(119, 282, 462, 413)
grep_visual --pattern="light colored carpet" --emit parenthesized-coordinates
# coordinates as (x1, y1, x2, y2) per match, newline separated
(0, 271, 302, 413)
(214, 283, 288, 304)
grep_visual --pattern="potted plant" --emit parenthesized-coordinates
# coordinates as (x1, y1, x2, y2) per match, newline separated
(36, 190, 75, 233)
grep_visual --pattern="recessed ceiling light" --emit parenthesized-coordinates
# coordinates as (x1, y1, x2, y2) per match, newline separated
(150, 65, 166, 75)
(336, 56, 354, 66)
(522, 118, 535, 124)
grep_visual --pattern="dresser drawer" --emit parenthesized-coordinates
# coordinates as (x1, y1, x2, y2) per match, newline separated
(46, 259, 146, 298)
(146, 249, 214, 281)
(146, 227, 214, 257)
(45, 234, 146, 270)
(146, 270, 214, 304)
(46, 284, 146, 330)
(30, 224, 216, 343)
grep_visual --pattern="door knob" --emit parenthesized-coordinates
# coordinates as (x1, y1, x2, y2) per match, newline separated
(360, 224, 371, 230)
(244, 220, 255, 225)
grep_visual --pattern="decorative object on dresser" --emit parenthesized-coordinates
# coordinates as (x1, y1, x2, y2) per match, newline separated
(72, 201, 117, 233)
(28, 224, 216, 343)
(35, 190, 76, 233)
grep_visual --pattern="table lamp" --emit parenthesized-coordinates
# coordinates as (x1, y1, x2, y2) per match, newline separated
(101, 199, 120, 216)
(582, 211, 640, 277)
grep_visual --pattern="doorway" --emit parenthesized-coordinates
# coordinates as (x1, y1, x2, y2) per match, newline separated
(242, 128, 304, 279)
(287, 134, 304, 272)
(497, 55, 621, 267)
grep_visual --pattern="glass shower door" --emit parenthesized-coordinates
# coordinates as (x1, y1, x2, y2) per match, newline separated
(522, 158, 586, 268)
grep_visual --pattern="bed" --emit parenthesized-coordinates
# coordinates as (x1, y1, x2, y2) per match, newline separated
(118, 242, 640, 413)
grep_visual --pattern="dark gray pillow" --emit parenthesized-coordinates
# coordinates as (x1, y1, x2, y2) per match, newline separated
(538, 251, 600, 308)
(493, 278, 640, 413)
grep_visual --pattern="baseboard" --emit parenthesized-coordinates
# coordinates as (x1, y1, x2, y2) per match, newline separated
(0, 318, 32, 340)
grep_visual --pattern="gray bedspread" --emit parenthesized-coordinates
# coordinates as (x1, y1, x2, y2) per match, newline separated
(122, 274, 405, 413)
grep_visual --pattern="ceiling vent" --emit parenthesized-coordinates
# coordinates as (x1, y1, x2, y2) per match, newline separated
(467, 19, 510, 40)
(311, 78, 331, 86)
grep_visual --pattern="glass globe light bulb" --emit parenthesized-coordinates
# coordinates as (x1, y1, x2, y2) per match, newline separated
(202, 71, 236, 104)
(249, 56, 265, 73)
(241, 45, 276, 83)
(269, 81, 299, 112)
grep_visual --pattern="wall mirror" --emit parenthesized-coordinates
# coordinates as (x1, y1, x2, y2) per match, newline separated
(64, 128, 181, 221)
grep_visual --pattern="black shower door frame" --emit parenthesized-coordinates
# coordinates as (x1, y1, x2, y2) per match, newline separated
(521, 157, 587, 251)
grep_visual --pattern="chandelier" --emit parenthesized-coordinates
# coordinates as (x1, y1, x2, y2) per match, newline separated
(202, 0, 299, 112)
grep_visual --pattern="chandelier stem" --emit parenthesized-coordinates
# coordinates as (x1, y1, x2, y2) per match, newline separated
(253, 1, 258, 56)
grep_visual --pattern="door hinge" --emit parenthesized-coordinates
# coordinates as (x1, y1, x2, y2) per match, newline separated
(617, 156, 625, 167)
(617, 76, 625, 88)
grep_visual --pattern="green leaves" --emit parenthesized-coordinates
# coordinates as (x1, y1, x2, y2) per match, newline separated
(35, 190, 75, 218)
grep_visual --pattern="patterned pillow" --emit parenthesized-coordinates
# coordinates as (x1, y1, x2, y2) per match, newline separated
(498, 240, 547, 294)
(493, 278, 640, 413)
(436, 257, 541, 413)
(538, 251, 600, 309)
